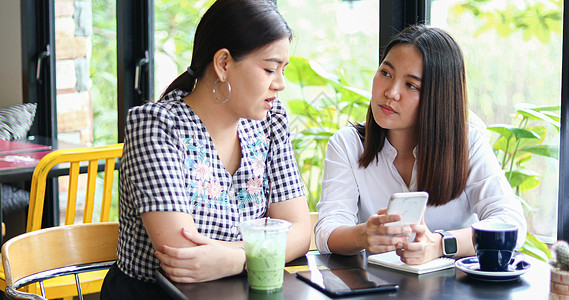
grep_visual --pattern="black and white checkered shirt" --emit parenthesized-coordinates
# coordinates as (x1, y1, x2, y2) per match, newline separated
(116, 89, 305, 282)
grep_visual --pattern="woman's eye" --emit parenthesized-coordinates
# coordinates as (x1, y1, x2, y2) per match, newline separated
(380, 70, 391, 77)
(265, 69, 276, 74)
(407, 83, 420, 90)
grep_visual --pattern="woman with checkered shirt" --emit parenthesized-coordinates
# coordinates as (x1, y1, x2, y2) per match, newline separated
(101, 1, 311, 298)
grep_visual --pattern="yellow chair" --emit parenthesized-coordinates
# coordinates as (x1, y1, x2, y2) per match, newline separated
(0, 143, 123, 299)
(2, 222, 118, 300)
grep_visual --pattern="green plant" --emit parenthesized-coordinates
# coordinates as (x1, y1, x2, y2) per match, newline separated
(487, 104, 559, 262)
(451, 0, 562, 43)
(91, 0, 118, 146)
(284, 56, 369, 211)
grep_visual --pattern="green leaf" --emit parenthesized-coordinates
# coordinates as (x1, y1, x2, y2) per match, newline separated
(516, 107, 560, 130)
(335, 85, 372, 104)
(492, 136, 510, 154)
(487, 124, 541, 140)
(519, 145, 559, 160)
(519, 176, 541, 194)
(287, 99, 320, 117)
(285, 56, 328, 86)
(522, 104, 561, 112)
(519, 233, 552, 262)
(543, 111, 561, 123)
(514, 152, 532, 165)
(298, 128, 335, 139)
(506, 169, 539, 188)
(310, 60, 341, 84)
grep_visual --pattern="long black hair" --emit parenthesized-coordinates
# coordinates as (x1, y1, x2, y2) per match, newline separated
(356, 24, 468, 206)
(160, 0, 292, 98)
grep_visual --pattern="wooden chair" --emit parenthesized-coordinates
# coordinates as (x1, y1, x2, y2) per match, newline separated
(2, 222, 118, 300)
(0, 143, 123, 299)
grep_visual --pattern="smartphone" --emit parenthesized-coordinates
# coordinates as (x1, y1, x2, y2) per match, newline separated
(296, 267, 398, 297)
(385, 191, 429, 242)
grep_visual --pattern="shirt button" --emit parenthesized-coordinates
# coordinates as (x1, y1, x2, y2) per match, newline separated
(231, 225, 239, 234)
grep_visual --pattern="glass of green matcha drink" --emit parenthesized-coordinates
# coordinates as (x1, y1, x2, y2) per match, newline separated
(239, 218, 291, 293)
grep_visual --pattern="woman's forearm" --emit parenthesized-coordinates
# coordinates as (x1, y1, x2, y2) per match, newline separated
(327, 224, 366, 255)
(449, 227, 475, 258)
(267, 196, 312, 262)
(285, 220, 311, 262)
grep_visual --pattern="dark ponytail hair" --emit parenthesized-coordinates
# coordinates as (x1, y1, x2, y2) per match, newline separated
(160, 0, 292, 99)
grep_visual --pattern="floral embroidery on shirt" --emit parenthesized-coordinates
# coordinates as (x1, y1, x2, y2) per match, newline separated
(185, 132, 269, 213)
(251, 154, 265, 177)
(246, 177, 263, 195)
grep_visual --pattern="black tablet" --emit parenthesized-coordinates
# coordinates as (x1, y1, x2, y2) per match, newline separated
(296, 267, 398, 297)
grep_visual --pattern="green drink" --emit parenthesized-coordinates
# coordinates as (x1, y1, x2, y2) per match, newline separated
(240, 218, 290, 292)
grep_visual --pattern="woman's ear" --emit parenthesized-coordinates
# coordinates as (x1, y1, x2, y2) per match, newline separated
(212, 48, 232, 81)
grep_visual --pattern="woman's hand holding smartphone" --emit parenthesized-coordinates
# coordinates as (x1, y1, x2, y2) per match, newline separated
(384, 192, 429, 242)
(360, 192, 428, 254)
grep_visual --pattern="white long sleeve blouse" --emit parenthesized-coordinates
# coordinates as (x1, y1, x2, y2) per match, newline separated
(315, 123, 527, 254)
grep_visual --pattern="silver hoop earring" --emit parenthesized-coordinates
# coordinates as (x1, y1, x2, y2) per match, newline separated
(212, 79, 231, 104)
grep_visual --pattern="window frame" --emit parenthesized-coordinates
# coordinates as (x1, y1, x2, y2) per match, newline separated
(558, 0, 569, 241)
(20, 0, 59, 228)
(117, 0, 155, 143)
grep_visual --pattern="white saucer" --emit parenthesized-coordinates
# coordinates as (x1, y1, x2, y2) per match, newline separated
(455, 256, 530, 281)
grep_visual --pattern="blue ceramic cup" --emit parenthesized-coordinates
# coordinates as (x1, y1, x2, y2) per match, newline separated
(471, 222, 518, 272)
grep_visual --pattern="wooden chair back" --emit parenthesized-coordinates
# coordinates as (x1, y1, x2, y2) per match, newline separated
(2, 222, 118, 299)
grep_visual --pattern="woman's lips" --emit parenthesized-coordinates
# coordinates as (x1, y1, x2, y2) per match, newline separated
(265, 97, 275, 109)
(380, 104, 396, 114)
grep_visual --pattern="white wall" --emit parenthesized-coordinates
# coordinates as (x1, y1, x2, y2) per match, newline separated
(0, 1, 23, 108)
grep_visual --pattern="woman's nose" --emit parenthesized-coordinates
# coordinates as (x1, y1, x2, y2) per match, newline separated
(384, 84, 400, 101)
(272, 73, 286, 92)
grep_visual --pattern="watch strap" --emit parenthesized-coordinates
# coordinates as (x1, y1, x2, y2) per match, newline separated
(434, 230, 457, 258)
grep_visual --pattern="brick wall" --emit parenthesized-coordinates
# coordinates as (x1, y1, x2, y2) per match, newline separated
(55, 0, 93, 146)
(55, 1, 93, 221)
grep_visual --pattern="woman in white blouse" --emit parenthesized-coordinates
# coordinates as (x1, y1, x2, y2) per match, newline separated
(314, 24, 526, 264)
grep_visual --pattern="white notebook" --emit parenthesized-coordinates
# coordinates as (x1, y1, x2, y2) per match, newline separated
(368, 251, 455, 275)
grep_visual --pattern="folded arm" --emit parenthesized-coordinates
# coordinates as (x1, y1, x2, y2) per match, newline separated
(142, 211, 246, 283)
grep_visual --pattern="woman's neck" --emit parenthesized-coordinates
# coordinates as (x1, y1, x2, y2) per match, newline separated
(387, 129, 417, 155)
(183, 77, 242, 175)
(183, 77, 240, 139)
(388, 128, 417, 187)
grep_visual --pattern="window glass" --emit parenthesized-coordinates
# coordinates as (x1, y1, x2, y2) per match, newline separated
(278, 0, 379, 210)
(55, 0, 118, 146)
(55, 0, 119, 222)
(151, 0, 379, 211)
(431, 0, 562, 241)
(154, 0, 214, 100)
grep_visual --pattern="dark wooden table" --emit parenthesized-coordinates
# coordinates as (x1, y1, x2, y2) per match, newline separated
(156, 251, 550, 300)
(0, 138, 55, 244)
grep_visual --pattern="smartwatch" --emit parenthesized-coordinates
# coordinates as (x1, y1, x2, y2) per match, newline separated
(434, 230, 457, 258)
